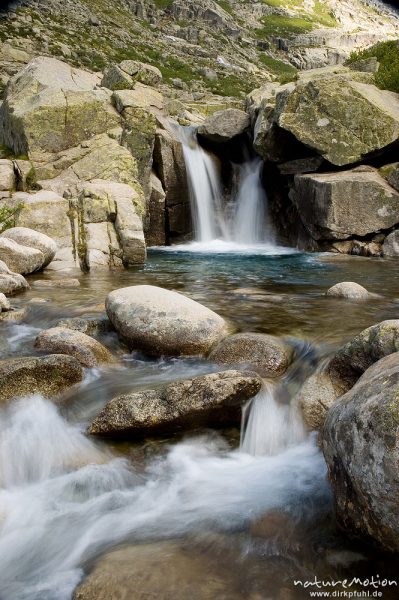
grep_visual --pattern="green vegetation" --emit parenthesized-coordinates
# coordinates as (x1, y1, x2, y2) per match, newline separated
(205, 74, 255, 98)
(216, 0, 233, 15)
(346, 40, 399, 93)
(259, 54, 298, 82)
(257, 15, 313, 38)
(0, 203, 24, 233)
(261, 0, 336, 29)
(153, 0, 174, 8)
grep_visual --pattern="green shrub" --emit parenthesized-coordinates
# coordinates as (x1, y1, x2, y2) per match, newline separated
(259, 54, 298, 82)
(346, 40, 399, 93)
(0, 203, 24, 233)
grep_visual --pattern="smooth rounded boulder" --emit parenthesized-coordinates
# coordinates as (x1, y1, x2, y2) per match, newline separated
(105, 285, 231, 356)
(209, 333, 293, 378)
(0, 259, 29, 295)
(34, 327, 113, 367)
(198, 108, 250, 143)
(326, 281, 370, 300)
(1, 227, 57, 267)
(0, 237, 44, 275)
(323, 352, 399, 552)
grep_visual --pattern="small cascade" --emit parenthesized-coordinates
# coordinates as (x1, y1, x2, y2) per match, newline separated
(241, 384, 307, 457)
(175, 125, 276, 248)
(232, 158, 274, 245)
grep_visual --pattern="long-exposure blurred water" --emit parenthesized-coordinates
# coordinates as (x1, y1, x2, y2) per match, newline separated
(1, 249, 399, 599)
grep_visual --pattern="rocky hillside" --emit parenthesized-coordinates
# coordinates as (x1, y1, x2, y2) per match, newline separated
(0, 0, 398, 104)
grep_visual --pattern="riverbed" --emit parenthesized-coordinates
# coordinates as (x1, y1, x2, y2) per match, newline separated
(1, 248, 398, 600)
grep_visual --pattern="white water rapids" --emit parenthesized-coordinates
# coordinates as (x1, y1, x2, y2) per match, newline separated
(0, 383, 328, 600)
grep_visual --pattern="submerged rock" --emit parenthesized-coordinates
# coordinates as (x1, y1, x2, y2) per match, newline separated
(105, 285, 231, 356)
(198, 108, 250, 143)
(73, 540, 245, 600)
(35, 327, 113, 368)
(209, 333, 293, 378)
(0, 259, 29, 295)
(1, 227, 57, 267)
(323, 352, 399, 552)
(0, 354, 83, 403)
(326, 282, 370, 300)
(88, 370, 262, 437)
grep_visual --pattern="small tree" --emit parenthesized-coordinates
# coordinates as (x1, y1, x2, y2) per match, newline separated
(0, 203, 24, 233)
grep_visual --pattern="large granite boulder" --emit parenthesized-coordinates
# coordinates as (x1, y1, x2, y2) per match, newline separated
(254, 72, 399, 166)
(0, 354, 83, 403)
(290, 168, 399, 241)
(0, 57, 120, 158)
(88, 370, 262, 437)
(0, 237, 44, 274)
(298, 320, 399, 430)
(1, 226, 56, 267)
(35, 327, 113, 368)
(323, 352, 399, 552)
(209, 333, 293, 378)
(198, 108, 250, 143)
(0, 259, 29, 295)
(102, 61, 162, 90)
(328, 319, 399, 394)
(105, 285, 231, 356)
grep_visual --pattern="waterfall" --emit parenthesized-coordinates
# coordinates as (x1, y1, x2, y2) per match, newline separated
(176, 125, 276, 248)
(241, 384, 307, 457)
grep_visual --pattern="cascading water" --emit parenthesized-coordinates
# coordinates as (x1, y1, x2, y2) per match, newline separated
(175, 125, 278, 250)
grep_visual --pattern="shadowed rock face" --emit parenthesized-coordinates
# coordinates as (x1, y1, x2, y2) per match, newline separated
(105, 285, 231, 356)
(323, 352, 399, 553)
(0, 354, 83, 404)
(88, 369, 262, 437)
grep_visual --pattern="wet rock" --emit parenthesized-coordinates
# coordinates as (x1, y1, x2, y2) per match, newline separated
(32, 278, 80, 288)
(290, 169, 399, 241)
(56, 316, 112, 336)
(209, 333, 293, 378)
(0, 237, 44, 274)
(73, 540, 245, 600)
(382, 230, 399, 257)
(35, 327, 113, 367)
(326, 282, 371, 300)
(296, 371, 340, 430)
(1, 227, 57, 267)
(198, 108, 250, 143)
(0, 292, 10, 311)
(322, 352, 399, 552)
(106, 285, 231, 356)
(0, 259, 29, 295)
(88, 370, 261, 437)
(328, 319, 399, 394)
(0, 354, 83, 403)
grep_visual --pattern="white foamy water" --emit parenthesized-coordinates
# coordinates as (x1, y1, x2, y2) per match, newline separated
(0, 395, 328, 600)
(175, 125, 281, 251)
(241, 385, 307, 457)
